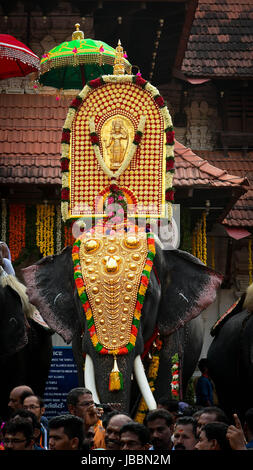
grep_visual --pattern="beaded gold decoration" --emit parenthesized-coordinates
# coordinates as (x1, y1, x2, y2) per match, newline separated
(61, 74, 175, 221)
(69, 82, 163, 218)
(79, 231, 148, 349)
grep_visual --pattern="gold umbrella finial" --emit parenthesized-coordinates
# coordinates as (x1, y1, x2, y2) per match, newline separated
(113, 39, 125, 75)
(72, 23, 84, 40)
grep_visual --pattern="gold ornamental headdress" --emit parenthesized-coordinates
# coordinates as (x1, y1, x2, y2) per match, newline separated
(60, 40, 175, 224)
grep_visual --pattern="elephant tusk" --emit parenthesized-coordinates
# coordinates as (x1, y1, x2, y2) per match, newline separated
(84, 354, 100, 404)
(133, 355, 157, 410)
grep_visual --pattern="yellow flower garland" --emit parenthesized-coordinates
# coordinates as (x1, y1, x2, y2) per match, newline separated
(197, 222, 202, 260)
(36, 204, 55, 257)
(249, 238, 252, 285)
(134, 337, 162, 423)
(134, 355, 159, 423)
(211, 236, 215, 270)
(192, 230, 196, 257)
(202, 212, 207, 265)
(194, 212, 207, 265)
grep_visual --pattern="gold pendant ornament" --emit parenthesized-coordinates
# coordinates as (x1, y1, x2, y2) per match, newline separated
(79, 231, 148, 350)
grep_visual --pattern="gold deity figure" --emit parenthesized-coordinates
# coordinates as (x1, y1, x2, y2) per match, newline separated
(104, 119, 128, 169)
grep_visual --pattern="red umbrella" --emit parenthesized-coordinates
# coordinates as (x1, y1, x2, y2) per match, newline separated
(0, 34, 40, 80)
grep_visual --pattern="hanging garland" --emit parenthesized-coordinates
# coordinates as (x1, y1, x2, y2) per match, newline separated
(249, 238, 252, 285)
(36, 204, 55, 257)
(202, 212, 207, 265)
(194, 212, 207, 264)
(211, 236, 215, 270)
(56, 204, 62, 254)
(196, 222, 202, 260)
(102, 184, 128, 223)
(64, 223, 75, 247)
(1, 199, 7, 242)
(171, 353, 180, 399)
(8, 204, 26, 261)
(134, 335, 162, 423)
(0, 203, 65, 261)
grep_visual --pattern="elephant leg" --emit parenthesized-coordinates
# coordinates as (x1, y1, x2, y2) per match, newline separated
(0, 352, 27, 420)
(23, 322, 53, 397)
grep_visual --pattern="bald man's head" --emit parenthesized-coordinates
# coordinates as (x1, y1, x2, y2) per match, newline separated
(8, 386, 34, 412)
(105, 414, 132, 450)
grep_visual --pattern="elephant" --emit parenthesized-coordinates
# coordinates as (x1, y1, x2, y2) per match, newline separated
(0, 267, 53, 420)
(207, 283, 253, 422)
(22, 239, 222, 415)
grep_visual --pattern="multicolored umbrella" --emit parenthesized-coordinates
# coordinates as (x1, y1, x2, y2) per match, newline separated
(39, 24, 131, 90)
(0, 34, 40, 80)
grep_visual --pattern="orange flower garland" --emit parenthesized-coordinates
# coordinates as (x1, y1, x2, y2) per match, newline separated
(9, 204, 26, 261)
(64, 224, 75, 247)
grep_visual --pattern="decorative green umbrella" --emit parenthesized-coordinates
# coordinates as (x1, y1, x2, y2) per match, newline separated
(39, 24, 131, 90)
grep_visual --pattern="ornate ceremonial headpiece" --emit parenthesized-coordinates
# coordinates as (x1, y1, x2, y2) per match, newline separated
(61, 40, 175, 391)
(61, 40, 175, 224)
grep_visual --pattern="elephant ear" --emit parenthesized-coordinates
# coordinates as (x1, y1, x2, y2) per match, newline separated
(155, 245, 223, 336)
(22, 247, 81, 343)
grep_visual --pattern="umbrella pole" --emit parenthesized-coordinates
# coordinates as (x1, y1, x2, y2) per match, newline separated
(80, 64, 86, 87)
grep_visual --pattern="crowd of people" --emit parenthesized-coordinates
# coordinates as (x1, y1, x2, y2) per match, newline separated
(1, 382, 253, 452)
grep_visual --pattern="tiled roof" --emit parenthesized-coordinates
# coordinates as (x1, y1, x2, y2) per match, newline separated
(0, 95, 248, 224)
(0, 94, 70, 184)
(180, 0, 253, 78)
(198, 150, 253, 226)
(174, 141, 247, 188)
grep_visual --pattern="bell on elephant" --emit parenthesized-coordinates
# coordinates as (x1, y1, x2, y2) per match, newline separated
(102, 255, 121, 273)
(109, 355, 123, 391)
(124, 236, 140, 249)
(83, 239, 100, 253)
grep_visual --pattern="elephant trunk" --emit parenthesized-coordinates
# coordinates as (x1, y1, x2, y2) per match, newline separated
(84, 351, 134, 412)
(84, 351, 156, 413)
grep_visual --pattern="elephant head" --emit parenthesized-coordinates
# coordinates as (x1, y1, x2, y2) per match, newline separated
(22, 234, 222, 413)
(0, 266, 37, 358)
(0, 266, 53, 420)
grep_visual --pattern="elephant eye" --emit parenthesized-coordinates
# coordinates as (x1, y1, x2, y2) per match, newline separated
(9, 317, 17, 326)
